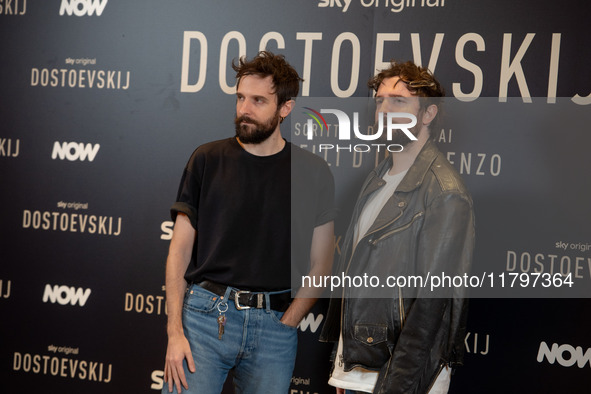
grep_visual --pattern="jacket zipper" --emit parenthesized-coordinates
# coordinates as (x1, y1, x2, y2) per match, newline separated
(338, 184, 420, 371)
(426, 362, 446, 393)
(338, 243, 356, 371)
(338, 210, 404, 340)
(363, 210, 404, 247)
(377, 212, 424, 330)
(338, 205, 398, 353)
(398, 286, 405, 329)
(369, 211, 424, 246)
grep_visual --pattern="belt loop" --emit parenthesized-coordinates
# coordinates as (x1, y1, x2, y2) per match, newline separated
(264, 292, 271, 312)
(222, 286, 233, 307)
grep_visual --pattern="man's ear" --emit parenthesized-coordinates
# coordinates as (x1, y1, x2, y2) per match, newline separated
(421, 104, 438, 127)
(279, 99, 295, 118)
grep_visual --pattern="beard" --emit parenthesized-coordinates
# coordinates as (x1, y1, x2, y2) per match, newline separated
(234, 110, 280, 144)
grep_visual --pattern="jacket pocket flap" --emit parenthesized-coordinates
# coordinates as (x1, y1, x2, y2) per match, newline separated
(354, 323, 387, 346)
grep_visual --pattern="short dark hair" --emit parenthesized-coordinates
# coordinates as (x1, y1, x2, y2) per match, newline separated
(233, 51, 303, 107)
(369, 60, 444, 136)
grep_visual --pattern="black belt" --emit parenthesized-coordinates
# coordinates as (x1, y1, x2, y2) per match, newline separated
(197, 281, 292, 312)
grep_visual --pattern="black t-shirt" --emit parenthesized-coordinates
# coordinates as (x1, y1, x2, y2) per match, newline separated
(171, 137, 335, 291)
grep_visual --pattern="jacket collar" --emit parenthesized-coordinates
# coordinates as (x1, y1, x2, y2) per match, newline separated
(380, 139, 440, 193)
(356, 141, 440, 235)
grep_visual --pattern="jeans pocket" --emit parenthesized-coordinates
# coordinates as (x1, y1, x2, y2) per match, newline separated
(269, 309, 298, 331)
(183, 286, 220, 313)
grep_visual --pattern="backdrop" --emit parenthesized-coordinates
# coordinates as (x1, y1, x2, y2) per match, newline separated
(1, 1, 590, 393)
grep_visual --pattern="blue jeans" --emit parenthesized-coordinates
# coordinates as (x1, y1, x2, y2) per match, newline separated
(163, 283, 298, 394)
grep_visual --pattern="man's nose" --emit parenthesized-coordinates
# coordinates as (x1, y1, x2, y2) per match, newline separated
(375, 102, 389, 120)
(238, 100, 251, 116)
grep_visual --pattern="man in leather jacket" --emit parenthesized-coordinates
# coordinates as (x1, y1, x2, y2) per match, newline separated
(320, 61, 475, 394)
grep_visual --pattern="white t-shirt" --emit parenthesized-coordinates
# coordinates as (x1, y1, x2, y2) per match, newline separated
(353, 170, 408, 249)
(328, 169, 407, 393)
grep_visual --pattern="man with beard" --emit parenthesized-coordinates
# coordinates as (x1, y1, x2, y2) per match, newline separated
(320, 61, 475, 394)
(162, 51, 335, 394)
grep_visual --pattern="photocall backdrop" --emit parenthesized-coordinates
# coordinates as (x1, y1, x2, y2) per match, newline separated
(1, 1, 590, 393)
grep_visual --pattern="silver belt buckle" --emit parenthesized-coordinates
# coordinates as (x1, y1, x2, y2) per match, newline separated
(234, 290, 251, 310)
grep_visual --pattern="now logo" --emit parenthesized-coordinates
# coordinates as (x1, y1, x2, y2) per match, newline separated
(51, 141, 100, 162)
(42, 284, 92, 306)
(537, 341, 591, 368)
(59, 0, 108, 16)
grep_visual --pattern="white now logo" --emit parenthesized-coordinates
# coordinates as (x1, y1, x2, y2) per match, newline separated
(51, 141, 100, 162)
(537, 341, 591, 368)
(42, 284, 92, 306)
(59, 0, 108, 16)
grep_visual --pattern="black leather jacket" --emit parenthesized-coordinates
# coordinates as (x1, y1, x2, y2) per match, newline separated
(320, 141, 475, 394)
